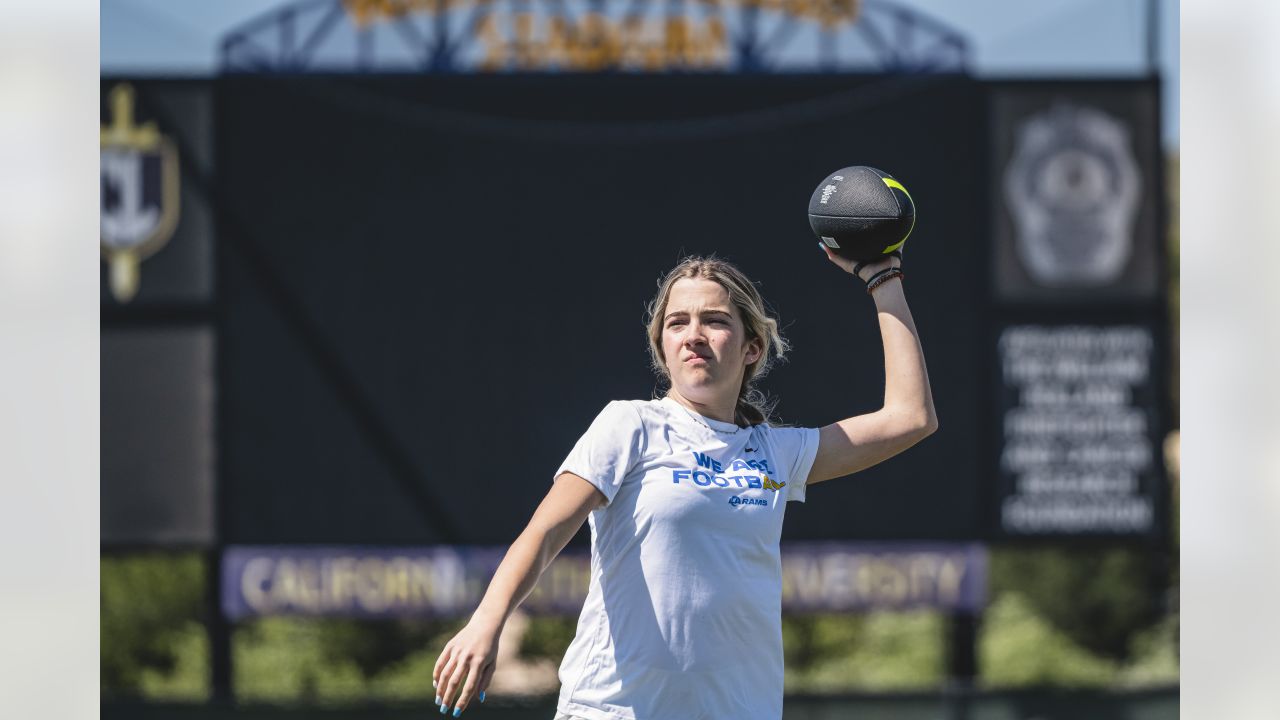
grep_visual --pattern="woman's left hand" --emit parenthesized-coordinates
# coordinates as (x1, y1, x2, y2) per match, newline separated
(818, 244, 902, 282)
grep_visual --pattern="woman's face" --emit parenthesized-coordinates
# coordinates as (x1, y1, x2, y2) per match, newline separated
(661, 278, 762, 406)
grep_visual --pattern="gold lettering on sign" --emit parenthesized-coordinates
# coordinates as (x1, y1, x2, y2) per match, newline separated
(410, 562, 434, 605)
(384, 558, 412, 607)
(937, 556, 966, 605)
(329, 557, 358, 607)
(242, 558, 275, 613)
(855, 557, 910, 604)
(356, 558, 389, 612)
(239, 554, 473, 615)
(273, 560, 303, 610)
(526, 556, 591, 608)
(340, 0, 861, 67)
(478, 13, 729, 70)
(238, 547, 966, 617)
(781, 554, 824, 603)
(744, 0, 860, 26)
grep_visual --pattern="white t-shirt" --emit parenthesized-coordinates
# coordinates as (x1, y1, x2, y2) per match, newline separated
(553, 397, 820, 720)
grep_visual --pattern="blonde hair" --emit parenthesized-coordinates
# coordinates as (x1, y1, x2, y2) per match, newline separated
(645, 255, 790, 427)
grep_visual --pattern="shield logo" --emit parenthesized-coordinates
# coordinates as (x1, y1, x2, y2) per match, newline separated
(101, 83, 180, 303)
(1002, 103, 1140, 288)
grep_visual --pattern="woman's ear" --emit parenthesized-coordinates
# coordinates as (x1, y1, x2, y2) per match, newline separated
(745, 338, 763, 366)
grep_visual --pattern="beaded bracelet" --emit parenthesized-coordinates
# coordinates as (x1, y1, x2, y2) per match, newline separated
(864, 267, 904, 295)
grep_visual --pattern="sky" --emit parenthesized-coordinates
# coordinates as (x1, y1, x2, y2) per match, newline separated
(101, 0, 1179, 147)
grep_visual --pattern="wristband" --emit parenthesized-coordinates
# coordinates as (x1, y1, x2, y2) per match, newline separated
(863, 266, 899, 284)
(865, 267, 904, 295)
(852, 250, 902, 280)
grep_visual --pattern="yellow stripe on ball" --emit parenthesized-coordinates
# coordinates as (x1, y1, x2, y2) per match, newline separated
(881, 176, 912, 201)
(880, 177, 916, 254)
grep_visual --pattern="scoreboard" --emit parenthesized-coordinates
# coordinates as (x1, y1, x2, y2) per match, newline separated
(101, 74, 1169, 547)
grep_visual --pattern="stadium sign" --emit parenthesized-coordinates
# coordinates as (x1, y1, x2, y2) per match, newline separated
(222, 543, 986, 619)
(989, 83, 1168, 539)
(343, 0, 859, 71)
(100, 84, 180, 303)
(221, 0, 964, 73)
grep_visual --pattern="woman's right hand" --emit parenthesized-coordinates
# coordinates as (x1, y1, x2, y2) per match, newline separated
(433, 613, 502, 717)
(430, 473, 603, 715)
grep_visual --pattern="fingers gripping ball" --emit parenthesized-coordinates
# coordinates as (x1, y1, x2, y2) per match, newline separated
(808, 166, 915, 263)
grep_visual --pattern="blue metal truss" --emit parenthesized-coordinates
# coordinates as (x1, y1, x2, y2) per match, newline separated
(220, 0, 968, 74)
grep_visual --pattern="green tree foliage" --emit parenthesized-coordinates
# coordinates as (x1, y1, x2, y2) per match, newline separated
(311, 618, 457, 677)
(233, 617, 464, 702)
(100, 530, 1180, 699)
(234, 618, 367, 702)
(101, 556, 1177, 701)
(100, 553, 208, 699)
(989, 547, 1161, 660)
(136, 623, 209, 700)
(1118, 612, 1179, 686)
(782, 612, 943, 692)
(980, 593, 1118, 687)
(518, 616, 578, 660)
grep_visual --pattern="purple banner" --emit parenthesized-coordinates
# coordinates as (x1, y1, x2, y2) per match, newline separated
(779, 542, 986, 613)
(222, 543, 986, 620)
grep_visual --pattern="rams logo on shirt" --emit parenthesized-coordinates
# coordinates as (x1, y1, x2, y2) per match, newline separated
(760, 475, 786, 491)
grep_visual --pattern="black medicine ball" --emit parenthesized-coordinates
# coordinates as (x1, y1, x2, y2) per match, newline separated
(808, 166, 915, 262)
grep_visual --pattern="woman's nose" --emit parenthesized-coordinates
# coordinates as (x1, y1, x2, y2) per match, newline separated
(684, 321, 707, 345)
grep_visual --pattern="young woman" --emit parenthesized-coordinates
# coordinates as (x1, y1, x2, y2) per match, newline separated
(431, 249, 936, 719)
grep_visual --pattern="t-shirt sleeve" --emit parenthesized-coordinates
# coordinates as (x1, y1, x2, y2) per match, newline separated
(764, 425, 821, 503)
(554, 401, 647, 505)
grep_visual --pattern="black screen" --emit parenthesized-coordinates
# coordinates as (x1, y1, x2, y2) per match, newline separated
(216, 73, 988, 544)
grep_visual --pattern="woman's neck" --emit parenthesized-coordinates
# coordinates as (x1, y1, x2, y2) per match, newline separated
(666, 389, 736, 425)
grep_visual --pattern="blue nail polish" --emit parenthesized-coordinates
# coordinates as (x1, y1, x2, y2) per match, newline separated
(435, 695, 441, 705)
(453, 708, 462, 718)
(479, 691, 486, 703)
(439, 704, 447, 714)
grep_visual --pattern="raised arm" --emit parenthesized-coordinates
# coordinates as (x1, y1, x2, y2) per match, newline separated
(432, 472, 605, 716)
(807, 250, 938, 485)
